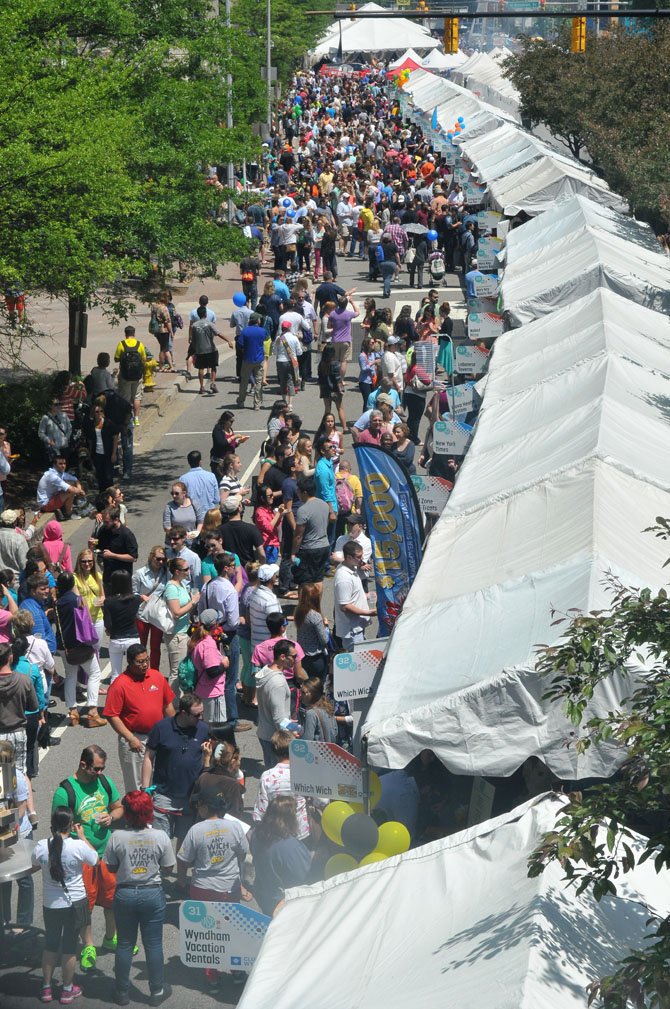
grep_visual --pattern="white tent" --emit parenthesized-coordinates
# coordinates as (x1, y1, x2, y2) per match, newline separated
(401, 70, 520, 133)
(388, 48, 425, 71)
(487, 155, 628, 217)
(501, 226, 670, 326)
(422, 47, 468, 70)
(460, 125, 585, 184)
(500, 193, 660, 265)
(238, 794, 670, 1009)
(451, 50, 520, 115)
(310, 5, 439, 60)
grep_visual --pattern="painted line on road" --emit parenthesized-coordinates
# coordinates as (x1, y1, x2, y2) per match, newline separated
(163, 430, 267, 436)
(241, 446, 262, 489)
(40, 662, 113, 759)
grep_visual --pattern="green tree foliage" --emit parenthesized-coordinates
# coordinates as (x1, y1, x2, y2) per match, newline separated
(0, 0, 264, 368)
(529, 522, 670, 1007)
(503, 25, 670, 230)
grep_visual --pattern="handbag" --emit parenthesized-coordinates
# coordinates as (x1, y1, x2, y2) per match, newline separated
(405, 246, 416, 265)
(74, 603, 99, 648)
(37, 721, 51, 749)
(54, 601, 95, 667)
(140, 587, 175, 635)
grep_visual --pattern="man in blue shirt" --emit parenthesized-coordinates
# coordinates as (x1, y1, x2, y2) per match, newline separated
(179, 450, 219, 513)
(237, 314, 266, 411)
(20, 575, 57, 653)
(465, 259, 484, 300)
(272, 271, 290, 303)
(314, 439, 338, 566)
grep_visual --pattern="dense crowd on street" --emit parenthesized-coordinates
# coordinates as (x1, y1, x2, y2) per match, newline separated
(0, 63, 487, 1006)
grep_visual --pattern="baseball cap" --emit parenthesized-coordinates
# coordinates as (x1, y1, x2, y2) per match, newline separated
(258, 563, 280, 583)
(376, 393, 393, 406)
(199, 608, 222, 629)
(386, 335, 400, 345)
(221, 494, 242, 514)
(281, 320, 292, 330)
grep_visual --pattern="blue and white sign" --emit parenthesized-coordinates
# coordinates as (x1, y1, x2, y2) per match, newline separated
(454, 343, 489, 375)
(433, 418, 474, 455)
(473, 272, 499, 298)
(180, 901, 271, 971)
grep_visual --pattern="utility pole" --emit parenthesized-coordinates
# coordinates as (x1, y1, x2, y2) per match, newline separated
(267, 0, 273, 132)
(225, 0, 235, 215)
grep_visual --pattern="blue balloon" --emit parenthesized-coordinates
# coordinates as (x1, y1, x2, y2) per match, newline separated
(282, 198, 291, 207)
(295, 95, 303, 104)
(427, 230, 438, 241)
(287, 210, 295, 218)
(232, 292, 247, 307)
(447, 132, 453, 140)
(458, 116, 465, 124)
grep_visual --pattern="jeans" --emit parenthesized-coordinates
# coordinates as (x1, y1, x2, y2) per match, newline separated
(380, 261, 396, 297)
(225, 634, 240, 723)
(343, 627, 366, 652)
(120, 420, 134, 479)
(359, 381, 372, 412)
(241, 279, 258, 310)
(259, 737, 276, 769)
(114, 886, 166, 996)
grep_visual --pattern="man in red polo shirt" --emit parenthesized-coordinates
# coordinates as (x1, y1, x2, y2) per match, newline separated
(103, 643, 175, 792)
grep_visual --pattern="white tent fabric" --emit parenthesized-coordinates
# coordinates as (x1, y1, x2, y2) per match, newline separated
(310, 5, 438, 59)
(421, 47, 468, 70)
(487, 155, 628, 216)
(451, 50, 520, 115)
(388, 48, 425, 71)
(401, 70, 520, 132)
(238, 794, 670, 1009)
(501, 226, 670, 325)
(500, 193, 660, 264)
(461, 125, 586, 184)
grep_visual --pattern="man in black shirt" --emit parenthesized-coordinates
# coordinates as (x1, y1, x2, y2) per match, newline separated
(314, 272, 346, 318)
(220, 497, 266, 565)
(259, 447, 287, 504)
(95, 506, 138, 592)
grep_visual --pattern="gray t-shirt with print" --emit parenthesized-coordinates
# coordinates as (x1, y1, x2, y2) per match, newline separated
(104, 827, 175, 886)
(178, 816, 249, 892)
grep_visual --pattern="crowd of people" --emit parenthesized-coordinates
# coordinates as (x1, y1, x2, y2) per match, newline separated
(0, 62, 490, 1006)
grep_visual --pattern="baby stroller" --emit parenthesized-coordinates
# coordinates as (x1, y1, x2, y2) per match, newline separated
(428, 250, 446, 285)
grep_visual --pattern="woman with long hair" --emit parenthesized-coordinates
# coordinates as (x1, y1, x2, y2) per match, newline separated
(163, 557, 200, 682)
(300, 678, 337, 742)
(253, 485, 284, 565)
(218, 453, 251, 507)
(358, 336, 379, 412)
(210, 411, 250, 477)
(250, 796, 312, 916)
(103, 570, 141, 684)
(294, 583, 330, 680)
(132, 546, 168, 670)
(104, 791, 175, 1006)
(437, 301, 454, 375)
(32, 807, 98, 1005)
(55, 573, 106, 727)
(192, 740, 245, 820)
(73, 548, 105, 648)
(315, 412, 343, 467)
(294, 436, 315, 478)
(162, 481, 202, 544)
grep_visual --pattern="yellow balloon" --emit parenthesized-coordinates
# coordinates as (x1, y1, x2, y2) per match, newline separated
(376, 821, 411, 857)
(350, 771, 382, 813)
(321, 801, 355, 845)
(325, 853, 358, 879)
(359, 851, 387, 867)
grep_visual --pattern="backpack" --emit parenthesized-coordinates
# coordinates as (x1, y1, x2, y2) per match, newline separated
(375, 245, 385, 263)
(336, 476, 355, 513)
(59, 775, 113, 817)
(49, 544, 68, 578)
(178, 654, 197, 693)
(119, 340, 144, 381)
(148, 307, 162, 336)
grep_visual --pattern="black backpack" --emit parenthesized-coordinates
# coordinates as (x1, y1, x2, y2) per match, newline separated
(119, 340, 144, 381)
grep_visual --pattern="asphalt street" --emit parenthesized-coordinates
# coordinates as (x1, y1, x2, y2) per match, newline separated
(0, 253, 466, 1009)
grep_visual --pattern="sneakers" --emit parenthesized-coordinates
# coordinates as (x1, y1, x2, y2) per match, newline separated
(80, 945, 96, 971)
(40, 987, 53, 1003)
(59, 985, 82, 1004)
(114, 992, 130, 1007)
(210, 382, 218, 393)
(149, 988, 169, 1006)
(82, 712, 107, 728)
(102, 935, 139, 954)
(132, 417, 140, 427)
(233, 719, 253, 732)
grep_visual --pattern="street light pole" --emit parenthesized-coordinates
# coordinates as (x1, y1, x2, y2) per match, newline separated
(225, 0, 235, 196)
(266, 0, 272, 132)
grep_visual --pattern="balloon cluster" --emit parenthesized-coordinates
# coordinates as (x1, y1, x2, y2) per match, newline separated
(322, 773, 411, 879)
(447, 117, 465, 142)
(392, 67, 412, 89)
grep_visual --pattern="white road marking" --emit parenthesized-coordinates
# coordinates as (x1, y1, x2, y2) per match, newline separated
(163, 430, 267, 436)
(39, 663, 113, 759)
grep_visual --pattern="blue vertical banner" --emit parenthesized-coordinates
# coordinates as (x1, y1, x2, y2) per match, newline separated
(354, 445, 424, 637)
(431, 105, 438, 130)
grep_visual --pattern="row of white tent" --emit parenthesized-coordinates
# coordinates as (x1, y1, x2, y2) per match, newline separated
(401, 69, 629, 217)
(364, 193, 670, 780)
(309, 2, 439, 62)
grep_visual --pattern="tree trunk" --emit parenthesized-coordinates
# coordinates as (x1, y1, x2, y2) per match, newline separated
(67, 293, 88, 375)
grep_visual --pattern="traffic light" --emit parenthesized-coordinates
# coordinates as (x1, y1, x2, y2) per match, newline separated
(444, 16, 459, 53)
(571, 16, 586, 52)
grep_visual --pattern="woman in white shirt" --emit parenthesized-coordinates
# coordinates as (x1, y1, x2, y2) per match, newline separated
(32, 807, 98, 1005)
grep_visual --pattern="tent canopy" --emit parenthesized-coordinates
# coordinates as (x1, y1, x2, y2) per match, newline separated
(310, 4, 438, 59)
(487, 155, 627, 217)
(422, 46, 468, 70)
(451, 50, 520, 114)
(388, 48, 425, 71)
(238, 794, 670, 1009)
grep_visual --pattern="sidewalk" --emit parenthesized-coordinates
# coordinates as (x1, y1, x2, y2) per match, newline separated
(12, 258, 248, 378)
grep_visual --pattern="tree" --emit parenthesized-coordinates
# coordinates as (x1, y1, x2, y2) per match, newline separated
(0, 0, 262, 372)
(528, 520, 670, 1007)
(232, 0, 335, 90)
(502, 26, 670, 231)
